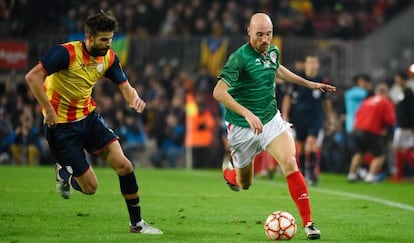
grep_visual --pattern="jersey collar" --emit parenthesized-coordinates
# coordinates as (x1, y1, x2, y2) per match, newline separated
(248, 41, 268, 58)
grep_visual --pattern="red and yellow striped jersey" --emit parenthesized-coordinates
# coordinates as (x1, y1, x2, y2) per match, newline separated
(40, 41, 126, 123)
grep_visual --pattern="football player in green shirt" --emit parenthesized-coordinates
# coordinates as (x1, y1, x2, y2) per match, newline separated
(213, 13, 336, 240)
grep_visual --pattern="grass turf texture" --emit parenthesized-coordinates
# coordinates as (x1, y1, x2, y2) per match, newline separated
(0, 166, 413, 242)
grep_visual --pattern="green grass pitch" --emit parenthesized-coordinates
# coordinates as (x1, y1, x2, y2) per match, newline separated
(1, 165, 413, 242)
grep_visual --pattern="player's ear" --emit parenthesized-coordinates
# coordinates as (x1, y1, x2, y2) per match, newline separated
(247, 26, 250, 36)
(85, 32, 93, 42)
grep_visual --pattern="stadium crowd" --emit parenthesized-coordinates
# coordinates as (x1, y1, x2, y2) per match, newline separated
(1, 0, 412, 39)
(1, 0, 414, 182)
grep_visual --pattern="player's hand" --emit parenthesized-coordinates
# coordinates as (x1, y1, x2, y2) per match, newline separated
(44, 110, 58, 127)
(245, 113, 263, 134)
(130, 96, 146, 113)
(314, 82, 336, 92)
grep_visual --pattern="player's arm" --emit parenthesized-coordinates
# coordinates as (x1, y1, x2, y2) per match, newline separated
(277, 65, 336, 92)
(281, 84, 293, 121)
(384, 100, 396, 127)
(213, 80, 263, 134)
(25, 45, 69, 127)
(118, 82, 145, 113)
(26, 65, 58, 127)
(322, 98, 335, 131)
(105, 54, 145, 113)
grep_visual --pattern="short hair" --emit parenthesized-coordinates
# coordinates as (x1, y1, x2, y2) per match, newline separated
(84, 10, 118, 36)
(375, 82, 388, 94)
(305, 52, 319, 59)
(352, 73, 372, 84)
(395, 71, 408, 81)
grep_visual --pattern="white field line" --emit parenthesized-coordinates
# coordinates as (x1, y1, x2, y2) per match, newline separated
(1, 170, 414, 212)
(2, 184, 414, 211)
(165, 171, 414, 212)
(310, 187, 414, 212)
(189, 171, 414, 211)
(253, 179, 414, 212)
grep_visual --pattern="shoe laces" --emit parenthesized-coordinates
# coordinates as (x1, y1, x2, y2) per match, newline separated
(305, 222, 316, 230)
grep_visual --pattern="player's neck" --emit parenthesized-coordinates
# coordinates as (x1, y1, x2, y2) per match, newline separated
(248, 41, 267, 55)
(305, 71, 318, 78)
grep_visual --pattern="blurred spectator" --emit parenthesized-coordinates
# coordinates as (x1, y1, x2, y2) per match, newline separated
(332, 11, 364, 40)
(343, 74, 373, 172)
(2, 0, 412, 39)
(347, 83, 396, 183)
(150, 112, 184, 168)
(115, 111, 147, 164)
(10, 105, 41, 166)
(282, 53, 335, 185)
(185, 90, 216, 168)
(149, 92, 185, 168)
(0, 107, 14, 164)
(344, 74, 373, 134)
(391, 71, 414, 182)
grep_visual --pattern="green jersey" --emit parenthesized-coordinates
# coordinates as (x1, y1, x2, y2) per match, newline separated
(219, 43, 280, 128)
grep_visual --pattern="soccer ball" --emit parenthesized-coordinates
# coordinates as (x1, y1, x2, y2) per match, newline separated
(264, 211, 297, 240)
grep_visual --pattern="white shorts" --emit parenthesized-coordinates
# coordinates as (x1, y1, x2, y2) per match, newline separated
(226, 112, 292, 168)
(393, 128, 414, 149)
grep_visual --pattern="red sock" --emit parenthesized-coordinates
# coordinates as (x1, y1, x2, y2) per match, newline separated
(223, 168, 238, 186)
(405, 150, 414, 167)
(395, 150, 404, 179)
(286, 171, 312, 227)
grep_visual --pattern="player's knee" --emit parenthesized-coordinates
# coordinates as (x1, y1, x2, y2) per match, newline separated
(241, 184, 251, 190)
(238, 178, 252, 190)
(280, 156, 298, 174)
(81, 182, 98, 195)
(114, 160, 133, 176)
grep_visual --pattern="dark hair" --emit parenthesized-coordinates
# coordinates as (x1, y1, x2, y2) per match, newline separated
(304, 51, 320, 59)
(84, 10, 118, 36)
(395, 71, 408, 81)
(352, 73, 371, 84)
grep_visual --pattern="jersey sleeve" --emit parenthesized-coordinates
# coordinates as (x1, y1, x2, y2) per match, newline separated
(406, 90, 414, 128)
(40, 45, 69, 75)
(284, 83, 296, 97)
(218, 52, 242, 87)
(321, 77, 332, 100)
(104, 54, 128, 85)
(384, 99, 396, 127)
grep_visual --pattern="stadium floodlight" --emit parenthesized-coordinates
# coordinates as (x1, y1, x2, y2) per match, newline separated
(409, 63, 414, 74)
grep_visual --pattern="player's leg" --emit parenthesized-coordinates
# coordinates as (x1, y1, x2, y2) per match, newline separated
(236, 161, 254, 189)
(347, 153, 363, 182)
(304, 135, 319, 185)
(10, 144, 23, 165)
(46, 123, 97, 199)
(296, 141, 305, 175)
(100, 141, 162, 234)
(364, 135, 386, 183)
(392, 128, 414, 181)
(55, 150, 98, 196)
(266, 130, 320, 240)
(222, 124, 258, 191)
(293, 126, 306, 176)
(88, 111, 161, 234)
(223, 156, 255, 191)
(27, 144, 39, 166)
(392, 128, 404, 182)
(347, 130, 366, 182)
(365, 155, 385, 183)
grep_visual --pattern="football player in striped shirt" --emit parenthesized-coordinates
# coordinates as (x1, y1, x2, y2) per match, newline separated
(25, 10, 162, 234)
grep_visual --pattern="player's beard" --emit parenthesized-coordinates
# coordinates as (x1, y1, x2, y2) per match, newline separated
(259, 43, 269, 53)
(253, 41, 268, 53)
(89, 46, 109, 57)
